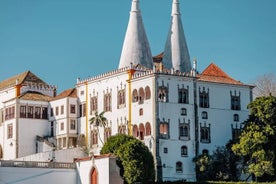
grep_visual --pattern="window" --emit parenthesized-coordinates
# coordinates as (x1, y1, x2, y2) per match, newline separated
(91, 130, 98, 146)
(42, 107, 48, 119)
(7, 124, 13, 139)
(50, 121, 54, 137)
(35, 107, 41, 119)
(132, 89, 139, 102)
(164, 147, 168, 154)
(139, 123, 145, 140)
(178, 88, 189, 104)
(117, 89, 126, 108)
(199, 87, 209, 108)
(132, 125, 139, 138)
(200, 125, 211, 143)
(61, 105, 64, 115)
(50, 108, 54, 116)
(180, 108, 187, 116)
(179, 124, 189, 140)
(145, 86, 151, 100)
(70, 105, 76, 114)
(176, 162, 183, 173)
(181, 146, 188, 156)
(202, 111, 208, 119)
(5, 106, 15, 120)
(27, 106, 33, 118)
(104, 127, 111, 142)
(138, 87, 145, 104)
(232, 124, 242, 140)
(158, 87, 168, 102)
(55, 106, 59, 116)
(145, 122, 151, 136)
(60, 122, 64, 131)
(118, 125, 126, 134)
(70, 119, 76, 130)
(90, 96, 98, 114)
(68, 137, 77, 148)
(202, 149, 209, 155)
(79, 103, 86, 117)
(20, 106, 26, 118)
(139, 108, 143, 116)
(234, 114, 239, 122)
(62, 137, 66, 148)
(231, 96, 241, 110)
(160, 122, 169, 139)
(104, 93, 112, 112)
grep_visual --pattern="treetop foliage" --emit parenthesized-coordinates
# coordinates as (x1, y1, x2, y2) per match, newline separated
(232, 96, 276, 181)
(101, 134, 155, 184)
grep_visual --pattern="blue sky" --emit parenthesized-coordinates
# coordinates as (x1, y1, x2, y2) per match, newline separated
(1, 0, 275, 93)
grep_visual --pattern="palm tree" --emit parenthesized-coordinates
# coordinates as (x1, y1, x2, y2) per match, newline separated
(89, 111, 107, 144)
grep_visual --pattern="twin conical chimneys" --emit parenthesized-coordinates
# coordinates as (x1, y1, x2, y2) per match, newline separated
(118, 0, 191, 72)
(118, 0, 153, 69)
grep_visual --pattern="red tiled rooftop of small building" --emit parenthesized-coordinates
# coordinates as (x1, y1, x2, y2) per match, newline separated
(198, 63, 244, 85)
(153, 52, 163, 63)
(52, 88, 77, 101)
(74, 154, 115, 162)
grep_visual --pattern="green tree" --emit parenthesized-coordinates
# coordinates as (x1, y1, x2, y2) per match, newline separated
(101, 134, 155, 184)
(232, 96, 276, 181)
(89, 111, 107, 144)
(194, 142, 240, 181)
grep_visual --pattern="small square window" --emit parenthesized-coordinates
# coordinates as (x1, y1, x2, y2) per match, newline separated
(164, 147, 168, 154)
(180, 108, 187, 116)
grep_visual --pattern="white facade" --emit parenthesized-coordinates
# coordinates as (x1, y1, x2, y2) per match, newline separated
(0, 0, 254, 182)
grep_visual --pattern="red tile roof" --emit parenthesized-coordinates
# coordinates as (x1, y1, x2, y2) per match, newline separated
(52, 88, 77, 101)
(74, 154, 115, 162)
(197, 63, 245, 85)
(19, 91, 53, 101)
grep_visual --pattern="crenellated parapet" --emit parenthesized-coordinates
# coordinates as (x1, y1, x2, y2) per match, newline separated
(76, 67, 130, 85)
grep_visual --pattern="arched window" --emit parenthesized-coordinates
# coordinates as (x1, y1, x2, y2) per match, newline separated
(202, 111, 208, 119)
(118, 125, 126, 135)
(132, 89, 138, 102)
(145, 86, 151, 100)
(202, 149, 209, 155)
(139, 108, 143, 116)
(233, 114, 239, 122)
(139, 123, 145, 140)
(138, 87, 145, 104)
(90, 168, 98, 184)
(145, 122, 151, 136)
(176, 162, 183, 173)
(132, 125, 139, 138)
(181, 146, 188, 156)
(104, 127, 111, 142)
(90, 130, 98, 146)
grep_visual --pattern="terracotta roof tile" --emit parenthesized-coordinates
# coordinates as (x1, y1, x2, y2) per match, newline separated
(19, 91, 53, 101)
(198, 63, 244, 85)
(52, 88, 77, 101)
(153, 52, 163, 63)
(74, 154, 115, 162)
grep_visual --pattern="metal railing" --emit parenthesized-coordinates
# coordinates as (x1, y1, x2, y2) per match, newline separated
(0, 160, 76, 169)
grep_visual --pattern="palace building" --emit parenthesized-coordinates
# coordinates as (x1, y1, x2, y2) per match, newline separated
(0, 0, 253, 182)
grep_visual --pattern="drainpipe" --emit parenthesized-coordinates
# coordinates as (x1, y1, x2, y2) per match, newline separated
(154, 74, 162, 182)
(127, 68, 135, 135)
(85, 82, 89, 146)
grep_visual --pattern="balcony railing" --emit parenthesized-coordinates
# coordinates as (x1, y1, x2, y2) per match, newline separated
(0, 160, 76, 169)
